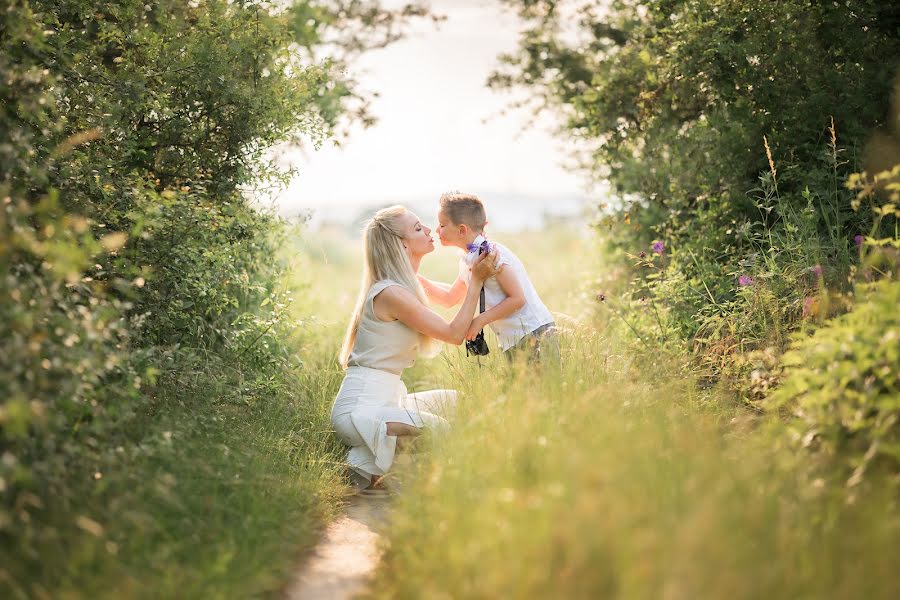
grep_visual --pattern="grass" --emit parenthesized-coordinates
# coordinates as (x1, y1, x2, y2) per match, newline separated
(371, 329, 900, 599)
(2, 350, 348, 599)
(306, 221, 900, 600)
(8, 220, 896, 598)
(296, 209, 900, 599)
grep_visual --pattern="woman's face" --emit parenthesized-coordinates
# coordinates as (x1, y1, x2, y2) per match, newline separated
(401, 211, 435, 258)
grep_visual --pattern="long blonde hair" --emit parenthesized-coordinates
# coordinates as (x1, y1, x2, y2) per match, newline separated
(339, 205, 438, 368)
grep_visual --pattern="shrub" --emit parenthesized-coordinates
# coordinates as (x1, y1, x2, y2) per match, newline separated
(772, 279, 900, 485)
(1, 0, 427, 591)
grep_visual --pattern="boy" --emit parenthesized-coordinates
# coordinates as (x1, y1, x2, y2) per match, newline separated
(418, 192, 558, 363)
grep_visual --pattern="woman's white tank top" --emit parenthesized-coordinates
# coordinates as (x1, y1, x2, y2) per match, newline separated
(346, 280, 419, 374)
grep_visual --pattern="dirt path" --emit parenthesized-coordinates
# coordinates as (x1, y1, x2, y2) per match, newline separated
(285, 495, 390, 600)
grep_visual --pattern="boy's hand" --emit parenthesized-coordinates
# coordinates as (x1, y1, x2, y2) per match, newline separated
(465, 315, 485, 341)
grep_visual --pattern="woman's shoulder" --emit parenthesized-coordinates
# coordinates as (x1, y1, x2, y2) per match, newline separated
(369, 279, 413, 302)
(370, 278, 402, 293)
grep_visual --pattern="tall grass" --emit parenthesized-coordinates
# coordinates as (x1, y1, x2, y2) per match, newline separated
(287, 221, 897, 599)
(333, 221, 900, 600)
(2, 359, 347, 599)
(372, 331, 899, 599)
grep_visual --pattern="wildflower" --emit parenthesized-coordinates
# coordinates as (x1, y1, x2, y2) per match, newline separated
(652, 240, 665, 254)
(802, 296, 819, 319)
(810, 265, 823, 278)
(738, 275, 754, 287)
(854, 234, 864, 247)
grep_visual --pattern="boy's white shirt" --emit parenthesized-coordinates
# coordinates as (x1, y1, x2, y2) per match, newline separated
(460, 234, 554, 351)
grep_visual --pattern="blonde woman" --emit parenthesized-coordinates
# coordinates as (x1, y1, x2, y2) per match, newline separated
(332, 205, 500, 494)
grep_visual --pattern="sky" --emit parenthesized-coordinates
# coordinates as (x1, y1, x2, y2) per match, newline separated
(267, 0, 597, 231)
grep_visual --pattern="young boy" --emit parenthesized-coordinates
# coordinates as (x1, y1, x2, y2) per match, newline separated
(418, 192, 558, 363)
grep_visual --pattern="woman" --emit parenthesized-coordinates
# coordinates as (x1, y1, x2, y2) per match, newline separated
(332, 205, 500, 493)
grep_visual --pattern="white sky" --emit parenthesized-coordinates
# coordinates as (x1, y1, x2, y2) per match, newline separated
(268, 0, 594, 227)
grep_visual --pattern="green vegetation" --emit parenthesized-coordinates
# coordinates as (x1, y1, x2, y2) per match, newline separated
(364, 227, 898, 599)
(1, 0, 423, 596)
(773, 278, 900, 486)
(4, 0, 899, 597)
(372, 336, 900, 599)
(490, 0, 900, 480)
(371, 1, 900, 597)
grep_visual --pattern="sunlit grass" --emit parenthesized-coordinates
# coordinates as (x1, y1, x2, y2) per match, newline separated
(284, 222, 900, 599)
(2, 354, 348, 599)
(372, 330, 900, 599)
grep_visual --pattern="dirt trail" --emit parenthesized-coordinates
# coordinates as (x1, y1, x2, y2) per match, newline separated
(285, 495, 390, 600)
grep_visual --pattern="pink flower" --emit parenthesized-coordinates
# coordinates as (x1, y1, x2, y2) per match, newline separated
(738, 275, 754, 287)
(810, 265, 823, 278)
(802, 296, 819, 318)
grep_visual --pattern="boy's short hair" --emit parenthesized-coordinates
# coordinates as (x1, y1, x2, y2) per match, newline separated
(439, 192, 487, 231)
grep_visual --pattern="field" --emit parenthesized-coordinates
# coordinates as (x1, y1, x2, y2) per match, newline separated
(295, 222, 899, 600)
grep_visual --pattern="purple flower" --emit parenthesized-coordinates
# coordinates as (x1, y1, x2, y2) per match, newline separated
(738, 275, 754, 287)
(652, 241, 665, 254)
(854, 234, 864, 248)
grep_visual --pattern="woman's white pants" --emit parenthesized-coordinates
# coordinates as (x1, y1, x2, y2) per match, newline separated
(331, 366, 456, 484)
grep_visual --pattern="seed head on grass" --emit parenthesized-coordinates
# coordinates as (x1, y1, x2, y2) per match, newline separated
(764, 135, 777, 183)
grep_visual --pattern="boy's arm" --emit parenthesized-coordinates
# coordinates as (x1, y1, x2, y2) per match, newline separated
(418, 274, 468, 308)
(465, 267, 526, 340)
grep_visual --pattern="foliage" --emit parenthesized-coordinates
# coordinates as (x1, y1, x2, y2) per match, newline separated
(770, 166, 900, 485)
(492, 0, 899, 352)
(494, 0, 899, 391)
(372, 329, 900, 600)
(1, 0, 425, 594)
(773, 279, 900, 487)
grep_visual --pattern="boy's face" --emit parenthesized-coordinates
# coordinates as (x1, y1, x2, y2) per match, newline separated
(436, 209, 468, 248)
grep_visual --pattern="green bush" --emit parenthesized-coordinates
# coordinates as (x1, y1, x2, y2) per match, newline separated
(497, 0, 899, 380)
(772, 279, 900, 485)
(2, 0, 427, 594)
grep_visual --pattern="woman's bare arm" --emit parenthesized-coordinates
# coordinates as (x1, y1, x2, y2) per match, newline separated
(378, 252, 501, 345)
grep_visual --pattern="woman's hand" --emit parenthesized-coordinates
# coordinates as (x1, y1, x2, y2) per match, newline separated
(465, 314, 486, 341)
(470, 248, 502, 283)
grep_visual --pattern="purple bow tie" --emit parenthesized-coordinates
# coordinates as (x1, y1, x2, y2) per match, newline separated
(466, 240, 493, 254)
